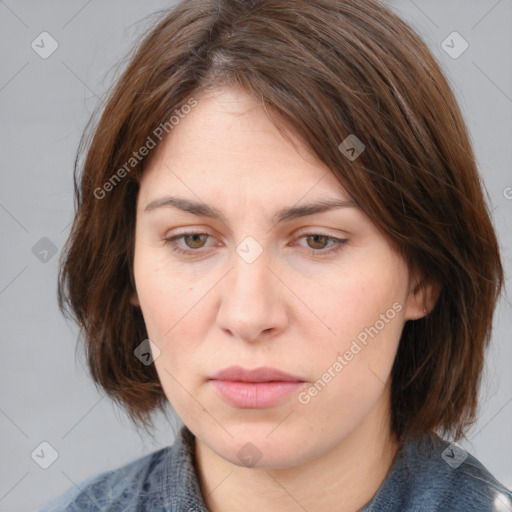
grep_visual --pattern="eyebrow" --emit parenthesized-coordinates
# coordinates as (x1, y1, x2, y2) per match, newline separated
(144, 195, 356, 225)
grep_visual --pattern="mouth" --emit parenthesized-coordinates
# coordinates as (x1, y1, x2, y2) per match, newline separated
(208, 366, 306, 408)
(210, 365, 304, 383)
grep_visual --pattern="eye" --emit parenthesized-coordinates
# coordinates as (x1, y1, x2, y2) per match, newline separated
(163, 230, 347, 258)
(163, 232, 212, 255)
(295, 231, 348, 256)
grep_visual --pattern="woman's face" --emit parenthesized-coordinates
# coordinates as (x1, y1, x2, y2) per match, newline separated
(132, 86, 424, 468)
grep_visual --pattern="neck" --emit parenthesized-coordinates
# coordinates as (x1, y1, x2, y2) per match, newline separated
(194, 396, 399, 512)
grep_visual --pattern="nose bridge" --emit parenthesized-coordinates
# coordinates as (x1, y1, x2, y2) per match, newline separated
(230, 241, 275, 308)
(217, 239, 286, 341)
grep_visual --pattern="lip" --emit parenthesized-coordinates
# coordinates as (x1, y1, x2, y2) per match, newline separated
(209, 366, 306, 408)
(211, 365, 303, 382)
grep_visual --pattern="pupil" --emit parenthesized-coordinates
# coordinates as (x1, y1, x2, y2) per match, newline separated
(187, 234, 204, 247)
(310, 235, 326, 249)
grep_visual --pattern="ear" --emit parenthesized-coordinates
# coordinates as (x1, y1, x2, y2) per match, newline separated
(404, 273, 441, 321)
(129, 291, 140, 307)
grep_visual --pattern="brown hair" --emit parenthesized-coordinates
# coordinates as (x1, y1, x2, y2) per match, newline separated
(58, 0, 503, 443)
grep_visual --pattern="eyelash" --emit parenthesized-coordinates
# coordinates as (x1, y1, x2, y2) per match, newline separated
(162, 230, 348, 257)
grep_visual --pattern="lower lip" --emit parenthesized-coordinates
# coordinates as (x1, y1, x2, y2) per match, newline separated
(210, 380, 305, 408)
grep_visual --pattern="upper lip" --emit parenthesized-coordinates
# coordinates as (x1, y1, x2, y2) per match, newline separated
(210, 366, 304, 383)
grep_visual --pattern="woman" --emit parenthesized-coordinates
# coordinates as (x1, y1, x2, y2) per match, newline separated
(38, 0, 511, 510)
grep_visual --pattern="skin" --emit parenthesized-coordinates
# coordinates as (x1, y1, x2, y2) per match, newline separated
(131, 86, 436, 512)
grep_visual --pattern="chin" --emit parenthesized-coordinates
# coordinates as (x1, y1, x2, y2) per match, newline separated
(203, 424, 317, 470)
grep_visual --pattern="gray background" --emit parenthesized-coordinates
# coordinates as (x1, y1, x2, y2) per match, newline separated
(0, 1, 511, 511)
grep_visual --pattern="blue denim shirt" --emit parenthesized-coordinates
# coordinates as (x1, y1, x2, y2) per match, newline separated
(37, 425, 511, 511)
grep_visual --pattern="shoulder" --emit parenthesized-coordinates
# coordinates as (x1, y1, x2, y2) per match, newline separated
(36, 444, 173, 511)
(363, 434, 512, 512)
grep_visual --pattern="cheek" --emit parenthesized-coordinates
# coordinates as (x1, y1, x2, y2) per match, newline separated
(295, 254, 407, 406)
(305, 253, 407, 346)
(134, 243, 200, 336)
(134, 260, 212, 411)
(133, 252, 216, 379)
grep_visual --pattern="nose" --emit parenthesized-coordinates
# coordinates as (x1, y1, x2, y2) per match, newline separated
(216, 248, 289, 343)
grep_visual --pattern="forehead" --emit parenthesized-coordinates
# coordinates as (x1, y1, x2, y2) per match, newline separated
(139, 86, 349, 204)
